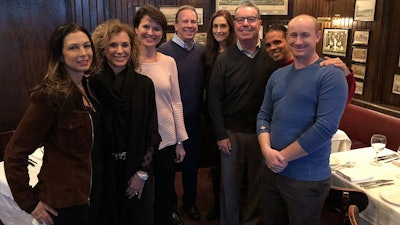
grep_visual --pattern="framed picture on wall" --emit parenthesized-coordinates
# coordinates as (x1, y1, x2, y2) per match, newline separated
(160, 6, 203, 25)
(322, 28, 349, 57)
(354, 0, 376, 21)
(392, 74, 400, 95)
(216, 0, 289, 15)
(355, 81, 364, 95)
(352, 47, 368, 63)
(351, 64, 367, 80)
(194, 32, 207, 45)
(166, 32, 207, 45)
(352, 30, 370, 45)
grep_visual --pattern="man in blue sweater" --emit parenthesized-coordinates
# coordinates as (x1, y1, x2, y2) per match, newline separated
(158, 5, 205, 224)
(256, 14, 348, 225)
(208, 2, 278, 225)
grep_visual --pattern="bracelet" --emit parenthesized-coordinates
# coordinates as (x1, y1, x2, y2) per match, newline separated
(177, 141, 182, 145)
(136, 171, 149, 181)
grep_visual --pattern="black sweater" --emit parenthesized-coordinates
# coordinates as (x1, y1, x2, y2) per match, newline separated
(208, 42, 278, 140)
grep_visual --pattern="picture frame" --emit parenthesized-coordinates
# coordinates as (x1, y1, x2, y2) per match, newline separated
(216, 0, 289, 15)
(355, 81, 364, 95)
(159, 6, 203, 25)
(352, 30, 370, 45)
(166, 32, 207, 45)
(322, 28, 349, 57)
(351, 63, 367, 80)
(194, 32, 207, 45)
(354, 0, 376, 21)
(392, 74, 400, 95)
(352, 47, 368, 63)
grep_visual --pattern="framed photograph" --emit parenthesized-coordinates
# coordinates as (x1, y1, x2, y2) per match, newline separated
(392, 74, 400, 95)
(322, 28, 349, 57)
(160, 6, 203, 25)
(354, 0, 376, 21)
(355, 81, 364, 95)
(351, 64, 367, 80)
(166, 32, 207, 45)
(352, 47, 368, 63)
(166, 33, 174, 41)
(216, 0, 289, 15)
(353, 30, 370, 45)
(194, 32, 207, 45)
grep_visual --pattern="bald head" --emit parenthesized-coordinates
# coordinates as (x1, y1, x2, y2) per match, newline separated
(286, 14, 321, 66)
(288, 14, 320, 34)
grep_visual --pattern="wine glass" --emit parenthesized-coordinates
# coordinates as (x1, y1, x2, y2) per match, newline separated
(370, 134, 386, 166)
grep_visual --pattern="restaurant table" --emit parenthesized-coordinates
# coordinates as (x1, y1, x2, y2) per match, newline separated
(0, 148, 43, 225)
(330, 147, 400, 225)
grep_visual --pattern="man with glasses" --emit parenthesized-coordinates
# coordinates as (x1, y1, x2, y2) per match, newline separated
(208, 1, 278, 225)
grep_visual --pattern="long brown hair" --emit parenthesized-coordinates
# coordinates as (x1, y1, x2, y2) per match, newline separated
(205, 10, 236, 70)
(30, 23, 96, 112)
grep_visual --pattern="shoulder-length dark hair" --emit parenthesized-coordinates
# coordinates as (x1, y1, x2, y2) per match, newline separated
(133, 4, 167, 47)
(205, 10, 236, 70)
(30, 23, 96, 112)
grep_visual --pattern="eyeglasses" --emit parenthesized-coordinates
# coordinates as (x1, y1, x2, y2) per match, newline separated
(234, 16, 259, 24)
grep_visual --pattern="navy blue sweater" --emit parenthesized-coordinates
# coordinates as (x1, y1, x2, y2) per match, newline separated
(158, 41, 206, 118)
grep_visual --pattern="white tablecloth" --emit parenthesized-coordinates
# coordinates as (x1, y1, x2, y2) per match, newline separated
(0, 148, 43, 225)
(330, 147, 400, 225)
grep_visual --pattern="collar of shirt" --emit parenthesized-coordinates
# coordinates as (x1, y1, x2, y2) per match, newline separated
(237, 39, 261, 58)
(172, 33, 196, 51)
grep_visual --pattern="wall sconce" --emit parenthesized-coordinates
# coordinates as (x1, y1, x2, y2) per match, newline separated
(317, 17, 331, 23)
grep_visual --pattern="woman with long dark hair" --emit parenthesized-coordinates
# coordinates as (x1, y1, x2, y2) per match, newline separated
(5, 23, 100, 225)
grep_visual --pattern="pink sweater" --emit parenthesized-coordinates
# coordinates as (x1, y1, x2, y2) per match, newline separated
(139, 53, 188, 149)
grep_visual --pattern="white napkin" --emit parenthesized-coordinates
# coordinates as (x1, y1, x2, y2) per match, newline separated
(335, 168, 374, 182)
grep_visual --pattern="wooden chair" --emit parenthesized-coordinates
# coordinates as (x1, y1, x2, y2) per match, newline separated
(321, 186, 369, 225)
(0, 130, 14, 161)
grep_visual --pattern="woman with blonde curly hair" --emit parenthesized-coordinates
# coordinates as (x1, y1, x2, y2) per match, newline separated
(90, 19, 161, 225)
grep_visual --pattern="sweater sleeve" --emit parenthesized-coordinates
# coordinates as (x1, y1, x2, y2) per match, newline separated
(169, 58, 188, 142)
(297, 67, 348, 153)
(208, 56, 228, 141)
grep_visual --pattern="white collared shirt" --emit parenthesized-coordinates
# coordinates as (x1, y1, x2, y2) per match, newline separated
(172, 33, 196, 51)
(236, 39, 261, 58)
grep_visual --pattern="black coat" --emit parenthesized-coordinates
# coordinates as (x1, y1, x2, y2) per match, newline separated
(90, 64, 161, 225)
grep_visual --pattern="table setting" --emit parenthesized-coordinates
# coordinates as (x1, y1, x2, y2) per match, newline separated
(330, 134, 400, 225)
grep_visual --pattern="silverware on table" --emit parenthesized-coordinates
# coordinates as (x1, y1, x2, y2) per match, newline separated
(377, 154, 399, 161)
(362, 182, 394, 189)
(357, 179, 393, 186)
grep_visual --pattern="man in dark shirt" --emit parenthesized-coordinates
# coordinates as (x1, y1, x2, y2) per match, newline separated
(208, 2, 278, 225)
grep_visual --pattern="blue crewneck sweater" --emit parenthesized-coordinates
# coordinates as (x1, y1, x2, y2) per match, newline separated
(256, 59, 348, 181)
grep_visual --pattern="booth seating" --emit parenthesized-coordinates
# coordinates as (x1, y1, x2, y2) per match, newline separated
(339, 104, 400, 151)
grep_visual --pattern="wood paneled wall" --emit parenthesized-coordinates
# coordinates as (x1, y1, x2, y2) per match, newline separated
(1, 0, 400, 132)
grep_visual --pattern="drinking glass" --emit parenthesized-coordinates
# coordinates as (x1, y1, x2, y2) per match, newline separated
(370, 134, 386, 166)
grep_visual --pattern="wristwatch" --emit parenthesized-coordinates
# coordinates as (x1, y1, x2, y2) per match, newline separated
(136, 171, 149, 181)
